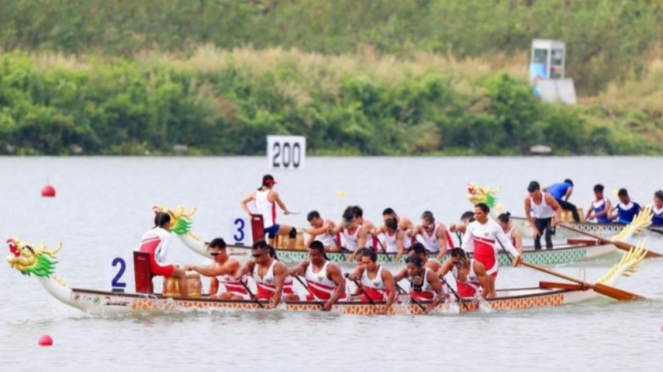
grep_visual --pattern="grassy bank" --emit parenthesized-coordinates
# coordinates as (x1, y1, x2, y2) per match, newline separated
(1, 48, 661, 156)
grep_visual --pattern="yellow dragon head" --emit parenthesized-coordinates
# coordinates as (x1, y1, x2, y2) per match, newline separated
(466, 182, 505, 212)
(6, 238, 62, 277)
(153, 205, 198, 237)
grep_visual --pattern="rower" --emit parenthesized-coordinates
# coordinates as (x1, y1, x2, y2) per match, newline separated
(544, 179, 580, 222)
(183, 238, 248, 300)
(235, 239, 294, 307)
(138, 213, 188, 297)
(412, 211, 453, 260)
(286, 240, 349, 311)
(449, 211, 475, 247)
(611, 188, 642, 224)
(438, 248, 490, 300)
(350, 205, 378, 250)
(381, 208, 416, 243)
(462, 203, 521, 298)
(524, 181, 561, 250)
(497, 212, 523, 255)
(330, 206, 376, 262)
(240, 174, 297, 249)
(374, 218, 410, 262)
(405, 255, 446, 313)
(585, 184, 612, 223)
(347, 248, 397, 315)
(303, 210, 339, 251)
(396, 242, 441, 276)
(652, 190, 663, 226)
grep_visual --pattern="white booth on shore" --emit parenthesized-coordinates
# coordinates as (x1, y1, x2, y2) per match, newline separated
(530, 39, 577, 104)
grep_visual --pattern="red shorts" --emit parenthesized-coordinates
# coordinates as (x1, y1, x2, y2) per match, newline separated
(150, 260, 175, 277)
(473, 240, 498, 277)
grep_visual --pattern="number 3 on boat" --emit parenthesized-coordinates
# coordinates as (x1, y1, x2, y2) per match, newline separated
(105, 256, 134, 292)
(229, 216, 251, 246)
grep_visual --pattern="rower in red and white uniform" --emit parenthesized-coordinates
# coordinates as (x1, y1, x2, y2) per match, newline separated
(235, 240, 296, 307)
(497, 212, 523, 255)
(438, 248, 490, 300)
(303, 210, 340, 251)
(347, 248, 397, 315)
(138, 213, 188, 297)
(382, 208, 416, 244)
(461, 203, 522, 298)
(330, 206, 377, 262)
(183, 238, 249, 300)
(287, 240, 349, 311)
(240, 174, 298, 249)
(405, 255, 446, 313)
(373, 218, 410, 262)
(412, 211, 454, 260)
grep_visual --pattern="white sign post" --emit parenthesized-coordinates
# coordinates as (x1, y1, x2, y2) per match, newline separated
(104, 255, 134, 292)
(267, 135, 306, 170)
(229, 216, 251, 246)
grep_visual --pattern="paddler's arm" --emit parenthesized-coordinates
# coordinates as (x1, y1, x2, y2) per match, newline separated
(474, 262, 490, 299)
(585, 203, 594, 221)
(186, 261, 239, 277)
(240, 193, 255, 217)
(395, 230, 405, 263)
(512, 228, 523, 255)
(270, 191, 293, 215)
(288, 260, 309, 277)
(393, 267, 408, 282)
(437, 259, 453, 279)
(425, 271, 445, 313)
(496, 228, 521, 266)
(208, 277, 219, 295)
(564, 186, 573, 201)
(435, 225, 448, 260)
(324, 263, 347, 311)
(235, 260, 255, 280)
(547, 194, 562, 227)
(524, 197, 536, 230)
(381, 269, 397, 314)
(271, 263, 287, 307)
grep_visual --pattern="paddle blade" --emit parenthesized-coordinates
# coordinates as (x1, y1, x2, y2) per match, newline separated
(592, 283, 645, 301)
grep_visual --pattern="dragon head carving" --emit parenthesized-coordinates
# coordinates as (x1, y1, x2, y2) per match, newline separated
(6, 238, 62, 277)
(153, 205, 198, 236)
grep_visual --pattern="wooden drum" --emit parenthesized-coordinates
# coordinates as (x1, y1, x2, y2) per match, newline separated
(275, 229, 305, 250)
(163, 271, 202, 298)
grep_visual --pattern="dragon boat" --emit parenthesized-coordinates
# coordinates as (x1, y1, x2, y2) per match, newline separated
(154, 205, 647, 267)
(466, 182, 663, 240)
(6, 237, 648, 315)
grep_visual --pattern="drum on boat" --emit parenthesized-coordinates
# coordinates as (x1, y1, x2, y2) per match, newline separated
(560, 207, 585, 223)
(163, 271, 202, 298)
(275, 229, 306, 250)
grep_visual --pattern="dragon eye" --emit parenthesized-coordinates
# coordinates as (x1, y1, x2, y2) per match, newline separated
(23, 245, 35, 255)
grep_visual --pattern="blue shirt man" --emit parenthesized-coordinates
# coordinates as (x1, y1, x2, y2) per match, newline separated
(544, 179, 580, 222)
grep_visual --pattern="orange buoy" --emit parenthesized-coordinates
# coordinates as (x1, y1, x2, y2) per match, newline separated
(38, 334, 53, 346)
(41, 184, 56, 197)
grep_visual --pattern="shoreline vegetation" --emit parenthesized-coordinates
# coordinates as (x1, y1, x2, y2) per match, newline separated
(0, 1, 661, 156)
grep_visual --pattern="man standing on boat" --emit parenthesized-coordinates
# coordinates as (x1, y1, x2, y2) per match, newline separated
(183, 238, 248, 300)
(347, 248, 397, 315)
(235, 239, 293, 307)
(544, 179, 580, 222)
(585, 184, 612, 223)
(302, 211, 340, 252)
(287, 241, 349, 311)
(138, 213, 189, 298)
(373, 218, 410, 262)
(611, 188, 642, 224)
(524, 181, 561, 250)
(412, 211, 453, 260)
(437, 248, 490, 300)
(240, 174, 298, 249)
(462, 203, 521, 298)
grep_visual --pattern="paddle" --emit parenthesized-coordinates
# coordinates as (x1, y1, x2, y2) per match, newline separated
(377, 239, 393, 263)
(495, 240, 644, 301)
(344, 273, 377, 307)
(238, 279, 264, 309)
(292, 275, 324, 308)
(330, 232, 347, 261)
(438, 275, 470, 311)
(395, 284, 426, 312)
(559, 223, 662, 258)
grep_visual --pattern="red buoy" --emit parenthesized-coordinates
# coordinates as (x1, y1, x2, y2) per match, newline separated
(41, 184, 56, 197)
(38, 334, 53, 346)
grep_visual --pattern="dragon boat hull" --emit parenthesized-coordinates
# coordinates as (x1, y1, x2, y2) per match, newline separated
(511, 217, 663, 240)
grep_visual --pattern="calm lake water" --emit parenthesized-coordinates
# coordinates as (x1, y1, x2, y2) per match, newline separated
(1, 156, 662, 372)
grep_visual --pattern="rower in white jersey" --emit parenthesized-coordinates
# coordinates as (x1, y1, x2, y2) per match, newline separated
(438, 248, 490, 300)
(373, 218, 410, 262)
(183, 238, 249, 300)
(497, 212, 523, 255)
(524, 181, 561, 250)
(240, 174, 298, 249)
(405, 255, 446, 313)
(235, 240, 297, 307)
(330, 206, 377, 262)
(381, 208, 416, 243)
(347, 248, 397, 315)
(412, 211, 453, 260)
(287, 241, 349, 311)
(302, 210, 340, 252)
(462, 203, 521, 298)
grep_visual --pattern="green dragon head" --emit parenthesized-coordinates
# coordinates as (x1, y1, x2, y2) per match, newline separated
(6, 237, 62, 277)
(153, 205, 197, 236)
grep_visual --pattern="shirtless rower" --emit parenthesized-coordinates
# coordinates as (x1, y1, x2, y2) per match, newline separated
(347, 248, 397, 315)
(303, 210, 340, 251)
(405, 255, 446, 313)
(412, 211, 453, 260)
(287, 240, 349, 311)
(373, 218, 410, 262)
(524, 181, 561, 250)
(235, 239, 296, 307)
(381, 208, 416, 240)
(497, 212, 523, 255)
(138, 213, 188, 297)
(462, 203, 521, 298)
(183, 238, 248, 300)
(438, 248, 490, 300)
(240, 174, 298, 249)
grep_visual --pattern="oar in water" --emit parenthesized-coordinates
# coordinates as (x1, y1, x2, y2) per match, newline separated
(496, 240, 644, 301)
(239, 279, 264, 309)
(559, 223, 662, 258)
(395, 284, 426, 312)
(344, 273, 377, 307)
(438, 275, 470, 311)
(292, 275, 324, 308)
